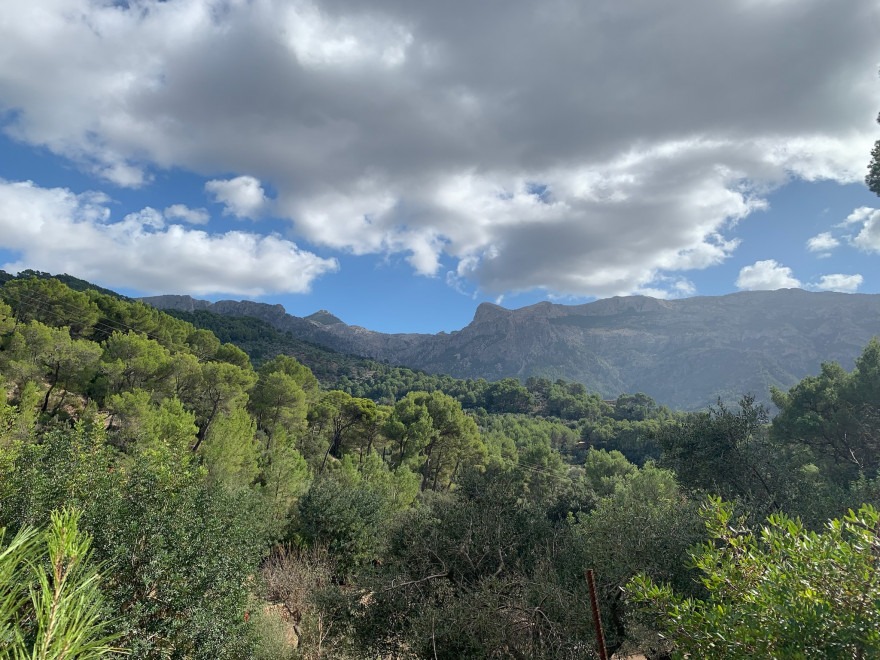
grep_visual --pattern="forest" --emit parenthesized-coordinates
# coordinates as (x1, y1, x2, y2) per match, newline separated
(1, 273, 880, 659)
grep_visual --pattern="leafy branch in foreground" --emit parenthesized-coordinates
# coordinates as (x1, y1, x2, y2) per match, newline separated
(0, 509, 123, 660)
(628, 497, 880, 660)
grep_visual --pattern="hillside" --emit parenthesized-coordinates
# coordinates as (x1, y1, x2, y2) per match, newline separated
(6, 273, 880, 659)
(142, 289, 880, 410)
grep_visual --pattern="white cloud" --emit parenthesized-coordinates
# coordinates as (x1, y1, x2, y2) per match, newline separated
(165, 204, 210, 225)
(282, 3, 413, 68)
(735, 260, 802, 290)
(0, 0, 878, 297)
(806, 231, 839, 252)
(842, 206, 878, 225)
(670, 278, 697, 296)
(843, 206, 880, 253)
(0, 179, 337, 296)
(205, 176, 268, 220)
(814, 273, 863, 292)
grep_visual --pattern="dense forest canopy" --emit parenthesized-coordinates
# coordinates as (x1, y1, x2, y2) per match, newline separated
(2, 273, 880, 658)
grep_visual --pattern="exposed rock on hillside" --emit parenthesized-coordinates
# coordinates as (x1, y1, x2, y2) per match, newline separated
(141, 290, 880, 410)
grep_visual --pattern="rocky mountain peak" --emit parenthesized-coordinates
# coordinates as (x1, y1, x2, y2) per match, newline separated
(471, 302, 512, 325)
(305, 310, 345, 326)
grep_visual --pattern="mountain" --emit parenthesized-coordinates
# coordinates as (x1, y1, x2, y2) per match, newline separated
(141, 289, 880, 410)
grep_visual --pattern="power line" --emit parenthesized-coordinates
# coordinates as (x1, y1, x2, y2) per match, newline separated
(2, 288, 196, 349)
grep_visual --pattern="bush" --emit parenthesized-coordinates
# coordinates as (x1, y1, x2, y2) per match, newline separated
(629, 498, 880, 659)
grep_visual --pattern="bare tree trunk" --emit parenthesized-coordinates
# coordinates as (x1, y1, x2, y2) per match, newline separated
(41, 363, 60, 413)
(431, 445, 444, 491)
(420, 447, 432, 491)
(447, 458, 461, 491)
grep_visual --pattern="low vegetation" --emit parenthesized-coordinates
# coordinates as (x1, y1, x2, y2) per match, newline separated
(2, 273, 880, 658)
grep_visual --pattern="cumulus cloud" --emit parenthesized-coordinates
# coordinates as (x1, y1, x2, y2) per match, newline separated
(843, 206, 880, 253)
(164, 204, 210, 225)
(0, 179, 337, 295)
(735, 260, 802, 290)
(806, 231, 839, 253)
(205, 176, 268, 220)
(814, 273, 863, 292)
(0, 0, 879, 297)
(843, 206, 879, 226)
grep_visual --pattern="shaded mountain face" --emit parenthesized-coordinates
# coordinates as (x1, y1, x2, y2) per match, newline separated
(141, 290, 880, 410)
(304, 310, 344, 326)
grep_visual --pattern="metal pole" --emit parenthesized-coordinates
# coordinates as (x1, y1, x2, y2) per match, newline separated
(586, 569, 609, 660)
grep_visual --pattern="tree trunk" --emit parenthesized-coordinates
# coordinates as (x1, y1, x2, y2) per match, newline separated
(431, 446, 444, 491)
(420, 448, 432, 491)
(41, 363, 60, 413)
(191, 398, 220, 452)
(447, 458, 461, 491)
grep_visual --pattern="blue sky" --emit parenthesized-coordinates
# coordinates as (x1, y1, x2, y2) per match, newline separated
(1, 0, 880, 334)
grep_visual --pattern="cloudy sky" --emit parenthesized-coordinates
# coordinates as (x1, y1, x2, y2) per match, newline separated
(1, 0, 879, 333)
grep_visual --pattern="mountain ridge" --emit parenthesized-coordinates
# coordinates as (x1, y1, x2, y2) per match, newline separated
(140, 289, 880, 410)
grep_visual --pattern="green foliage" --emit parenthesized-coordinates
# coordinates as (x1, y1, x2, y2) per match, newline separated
(482, 413, 580, 454)
(188, 361, 258, 450)
(0, 526, 36, 652)
(249, 606, 298, 660)
(250, 356, 315, 437)
(4, 321, 103, 414)
(308, 390, 379, 470)
(630, 498, 880, 659)
(258, 428, 312, 528)
(183, 328, 220, 362)
(545, 448, 637, 522)
(349, 466, 591, 660)
(0, 423, 270, 660)
(516, 435, 568, 502)
(385, 391, 486, 491)
(0, 421, 117, 532)
(163, 309, 329, 370)
(330, 453, 421, 513)
(214, 342, 251, 368)
(0, 273, 243, 367)
(89, 461, 267, 660)
(526, 376, 615, 421)
(772, 337, 880, 487)
(296, 475, 387, 576)
(201, 405, 260, 492)
(0, 509, 122, 659)
(5, 269, 127, 300)
(86, 293, 194, 354)
(1, 277, 100, 339)
(613, 392, 668, 422)
(570, 463, 704, 650)
(655, 395, 805, 521)
(483, 377, 534, 414)
(106, 390, 198, 457)
(0, 300, 13, 336)
(581, 448, 638, 497)
(357, 453, 421, 511)
(868, 111, 880, 196)
(11, 274, 880, 658)
(100, 331, 173, 397)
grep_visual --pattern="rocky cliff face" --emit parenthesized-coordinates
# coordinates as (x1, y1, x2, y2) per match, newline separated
(141, 289, 880, 410)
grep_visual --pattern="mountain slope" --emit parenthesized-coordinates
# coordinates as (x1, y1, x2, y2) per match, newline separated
(142, 289, 880, 410)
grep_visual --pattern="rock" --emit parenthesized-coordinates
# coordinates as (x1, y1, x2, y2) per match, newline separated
(141, 289, 880, 410)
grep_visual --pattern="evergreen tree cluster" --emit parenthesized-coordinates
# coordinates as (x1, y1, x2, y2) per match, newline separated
(2, 274, 880, 658)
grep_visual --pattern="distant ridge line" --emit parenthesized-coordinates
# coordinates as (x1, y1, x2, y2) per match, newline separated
(140, 289, 880, 411)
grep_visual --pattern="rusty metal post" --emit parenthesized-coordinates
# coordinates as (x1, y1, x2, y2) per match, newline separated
(586, 569, 609, 660)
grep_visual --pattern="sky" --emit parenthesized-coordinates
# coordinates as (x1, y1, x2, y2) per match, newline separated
(1, 0, 880, 334)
